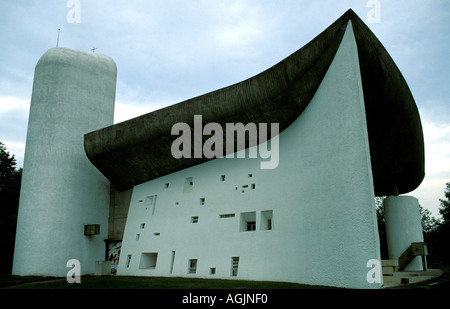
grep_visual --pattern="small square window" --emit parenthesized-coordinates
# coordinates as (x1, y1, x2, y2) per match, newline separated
(210, 268, 216, 275)
(139, 253, 158, 269)
(240, 212, 256, 232)
(165, 183, 170, 188)
(191, 216, 199, 223)
(84, 224, 100, 236)
(140, 223, 146, 229)
(136, 234, 140, 241)
(145, 196, 154, 206)
(184, 177, 194, 193)
(200, 198, 205, 205)
(221, 175, 226, 181)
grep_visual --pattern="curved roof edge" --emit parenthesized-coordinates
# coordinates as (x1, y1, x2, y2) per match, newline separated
(84, 9, 424, 195)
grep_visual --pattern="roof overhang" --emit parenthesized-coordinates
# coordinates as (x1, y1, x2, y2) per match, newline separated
(84, 9, 425, 196)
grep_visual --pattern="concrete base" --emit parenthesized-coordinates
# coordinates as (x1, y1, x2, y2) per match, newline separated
(382, 260, 399, 276)
(382, 269, 444, 289)
(95, 261, 112, 276)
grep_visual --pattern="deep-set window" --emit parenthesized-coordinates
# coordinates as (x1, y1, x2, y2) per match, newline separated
(231, 257, 239, 277)
(188, 259, 197, 274)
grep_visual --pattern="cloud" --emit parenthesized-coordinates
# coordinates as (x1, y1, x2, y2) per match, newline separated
(0, 96, 30, 167)
(410, 121, 450, 217)
(412, 178, 448, 218)
(114, 101, 156, 124)
(0, 96, 29, 114)
(422, 121, 450, 179)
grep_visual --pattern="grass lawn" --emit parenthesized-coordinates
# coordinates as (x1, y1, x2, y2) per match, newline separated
(0, 275, 335, 289)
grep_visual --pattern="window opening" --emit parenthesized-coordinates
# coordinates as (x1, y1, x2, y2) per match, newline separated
(188, 259, 198, 274)
(126, 255, 132, 268)
(139, 253, 158, 269)
(260, 210, 273, 231)
(145, 195, 157, 215)
(170, 251, 176, 274)
(184, 177, 194, 193)
(145, 196, 154, 206)
(220, 214, 235, 219)
(231, 257, 239, 277)
(240, 211, 256, 232)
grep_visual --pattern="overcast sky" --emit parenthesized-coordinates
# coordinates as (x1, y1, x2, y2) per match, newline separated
(0, 0, 449, 217)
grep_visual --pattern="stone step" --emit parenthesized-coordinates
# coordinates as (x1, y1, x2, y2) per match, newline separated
(382, 259, 399, 276)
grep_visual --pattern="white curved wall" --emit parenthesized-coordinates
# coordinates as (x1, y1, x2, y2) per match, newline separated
(13, 48, 116, 277)
(118, 21, 382, 289)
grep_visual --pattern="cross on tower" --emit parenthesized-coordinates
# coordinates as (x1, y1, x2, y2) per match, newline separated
(91, 47, 98, 53)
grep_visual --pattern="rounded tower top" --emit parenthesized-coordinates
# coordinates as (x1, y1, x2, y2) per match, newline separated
(36, 47, 117, 75)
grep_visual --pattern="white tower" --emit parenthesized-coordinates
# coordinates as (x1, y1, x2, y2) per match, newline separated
(384, 196, 425, 271)
(13, 48, 117, 277)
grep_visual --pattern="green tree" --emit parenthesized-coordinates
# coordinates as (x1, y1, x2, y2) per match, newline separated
(0, 142, 22, 271)
(375, 196, 388, 259)
(435, 181, 450, 261)
(0, 142, 17, 196)
(420, 205, 441, 234)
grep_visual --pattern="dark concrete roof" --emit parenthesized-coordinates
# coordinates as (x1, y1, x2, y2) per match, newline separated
(84, 9, 424, 196)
